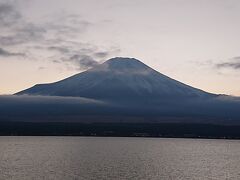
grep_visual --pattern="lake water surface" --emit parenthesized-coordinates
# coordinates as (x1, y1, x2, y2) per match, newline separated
(0, 137, 240, 180)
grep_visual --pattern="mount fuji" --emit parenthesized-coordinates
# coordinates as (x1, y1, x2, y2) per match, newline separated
(16, 57, 215, 102)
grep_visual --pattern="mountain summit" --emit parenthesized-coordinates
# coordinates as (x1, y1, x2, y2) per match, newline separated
(16, 57, 214, 101)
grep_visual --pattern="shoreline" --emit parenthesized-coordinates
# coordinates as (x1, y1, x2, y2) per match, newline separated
(1, 122, 240, 139)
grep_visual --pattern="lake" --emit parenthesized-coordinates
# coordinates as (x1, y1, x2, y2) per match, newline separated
(0, 137, 239, 180)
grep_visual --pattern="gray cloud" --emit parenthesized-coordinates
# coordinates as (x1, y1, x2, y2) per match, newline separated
(48, 46, 70, 54)
(0, 47, 25, 57)
(232, 56, 240, 60)
(47, 43, 120, 70)
(0, 24, 46, 46)
(38, 66, 45, 70)
(0, 1, 120, 70)
(0, 1, 91, 47)
(94, 52, 109, 58)
(216, 62, 240, 69)
(70, 55, 99, 70)
(46, 15, 91, 37)
(0, 1, 46, 46)
(0, 1, 21, 27)
(216, 57, 240, 70)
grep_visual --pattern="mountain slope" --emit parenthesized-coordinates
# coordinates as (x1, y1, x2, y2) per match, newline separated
(16, 57, 215, 102)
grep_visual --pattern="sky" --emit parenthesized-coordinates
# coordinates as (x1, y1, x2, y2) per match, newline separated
(0, 0, 240, 96)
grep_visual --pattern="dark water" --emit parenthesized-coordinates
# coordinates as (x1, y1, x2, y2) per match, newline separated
(0, 137, 240, 180)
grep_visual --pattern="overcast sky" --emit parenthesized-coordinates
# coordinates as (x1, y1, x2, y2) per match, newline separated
(0, 0, 240, 96)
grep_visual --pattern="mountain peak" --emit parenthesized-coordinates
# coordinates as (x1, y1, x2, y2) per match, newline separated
(101, 57, 149, 71)
(106, 57, 140, 63)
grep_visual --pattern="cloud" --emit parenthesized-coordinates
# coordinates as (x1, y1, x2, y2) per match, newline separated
(46, 14, 91, 36)
(0, 1, 21, 27)
(48, 46, 70, 54)
(38, 66, 45, 70)
(47, 43, 121, 70)
(232, 56, 240, 60)
(0, 1, 46, 46)
(0, 1, 90, 47)
(0, 1, 120, 70)
(70, 55, 99, 70)
(94, 52, 109, 58)
(216, 62, 240, 69)
(0, 94, 240, 122)
(0, 95, 104, 105)
(0, 47, 25, 57)
(0, 24, 46, 46)
(216, 56, 240, 70)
